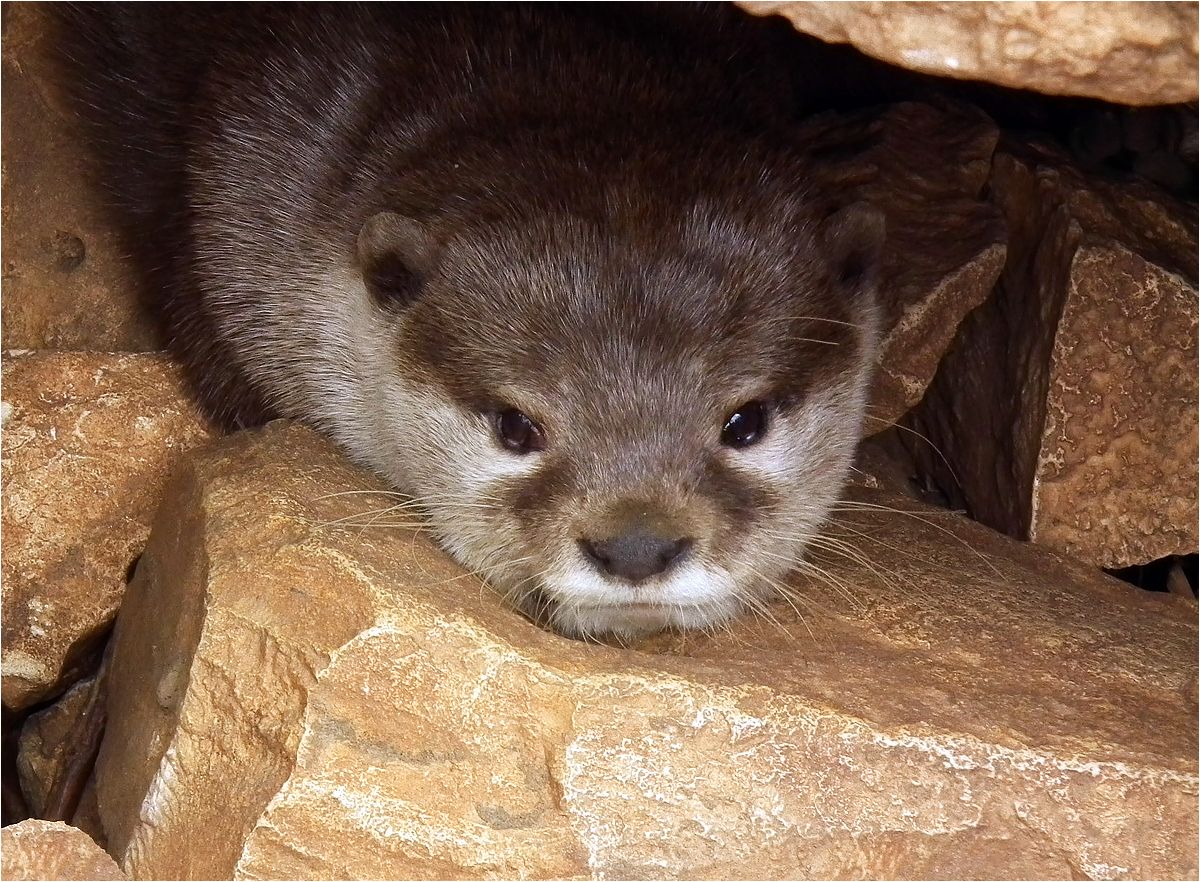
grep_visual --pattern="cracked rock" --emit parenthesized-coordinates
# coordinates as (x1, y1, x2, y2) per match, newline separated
(1, 351, 213, 709)
(906, 140, 1198, 568)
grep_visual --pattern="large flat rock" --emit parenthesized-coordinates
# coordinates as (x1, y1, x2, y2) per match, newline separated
(739, 2, 1199, 105)
(95, 422, 1197, 879)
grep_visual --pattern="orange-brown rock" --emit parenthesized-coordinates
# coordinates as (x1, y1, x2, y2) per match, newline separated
(1, 4, 157, 350)
(1, 351, 214, 709)
(739, 2, 1199, 106)
(95, 422, 1197, 880)
(907, 141, 1198, 568)
(13, 672, 108, 844)
(0, 819, 124, 881)
(16, 674, 98, 818)
(797, 101, 1005, 427)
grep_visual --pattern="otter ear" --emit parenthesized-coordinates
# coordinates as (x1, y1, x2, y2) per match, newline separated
(357, 211, 438, 310)
(819, 202, 885, 296)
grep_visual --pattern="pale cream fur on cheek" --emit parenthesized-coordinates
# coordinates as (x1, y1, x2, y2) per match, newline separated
(354, 379, 541, 585)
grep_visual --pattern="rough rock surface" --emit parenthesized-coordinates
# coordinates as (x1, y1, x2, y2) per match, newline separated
(739, 1, 1199, 106)
(1, 3, 157, 350)
(0, 819, 124, 881)
(796, 101, 1005, 428)
(16, 674, 97, 818)
(1, 351, 214, 709)
(907, 140, 1199, 568)
(95, 422, 1197, 880)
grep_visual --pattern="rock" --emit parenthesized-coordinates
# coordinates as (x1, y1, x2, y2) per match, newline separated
(17, 674, 98, 818)
(906, 140, 1199, 568)
(1, 4, 157, 350)
(96, 422, 1197, 880)
(0, 819, 124, 881)
(796, 101, 1005, 427)
(1, 351, 214, 710)
(739, 1, 1199, 105)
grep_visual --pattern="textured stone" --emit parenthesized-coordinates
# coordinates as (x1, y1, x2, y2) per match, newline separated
(739, 1, 1199, 105)
(796, 101, 1005, 428)
(16, 674, 97, 818)
(96, 422, 1197, 880)
(907, 141, 1198, 568)
(1, 351, 213, 709)
(0, 819, 124, 881)
(1, 3, 157, 350)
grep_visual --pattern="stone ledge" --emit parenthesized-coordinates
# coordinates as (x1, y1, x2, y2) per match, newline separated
(95, 422, 1197, 880)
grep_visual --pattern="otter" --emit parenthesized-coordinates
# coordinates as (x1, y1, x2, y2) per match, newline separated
(57, 3, 883, 640)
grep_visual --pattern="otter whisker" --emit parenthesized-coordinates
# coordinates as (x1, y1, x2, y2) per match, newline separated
(859, 415, 963, 490)
(781, 553, 866, 612)
(793, 315, 868, 330)
(829, 500, 1002, 577)
(799, 533, 909, 593)
(743, 567, 813, 644)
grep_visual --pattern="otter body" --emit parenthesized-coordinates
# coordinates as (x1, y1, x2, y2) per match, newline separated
(61, 3, 883, 638)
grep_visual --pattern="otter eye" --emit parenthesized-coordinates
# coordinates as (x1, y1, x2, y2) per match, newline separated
(495, 408, 546, 453)
(721, 401, 768, 448)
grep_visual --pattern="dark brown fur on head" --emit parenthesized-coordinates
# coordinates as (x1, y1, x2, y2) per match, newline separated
(56, 2, 883, 637)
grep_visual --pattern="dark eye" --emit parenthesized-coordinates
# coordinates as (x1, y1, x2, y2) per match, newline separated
(494, 408, 546, 453)
(721, 400, 768, 448)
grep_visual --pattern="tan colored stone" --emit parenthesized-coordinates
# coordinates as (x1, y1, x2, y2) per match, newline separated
(1033, 245, 1198, 564)
(1, 3, 157, 350)
(797, 102, 1005, 428)
(95, 422, 1197, 880)
(1, 351, 214, 709)
(739, 1, 1199, 105)
(907, 141, 1198, 568)
(0, 819, 124, 881)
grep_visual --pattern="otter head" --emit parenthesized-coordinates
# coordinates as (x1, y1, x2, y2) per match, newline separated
(347, 189, 883, 640)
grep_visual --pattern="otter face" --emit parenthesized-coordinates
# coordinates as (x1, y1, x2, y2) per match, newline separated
(350, 195, 883, 640)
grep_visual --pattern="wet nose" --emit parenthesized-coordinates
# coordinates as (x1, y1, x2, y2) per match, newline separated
(579, 530, 693, 582)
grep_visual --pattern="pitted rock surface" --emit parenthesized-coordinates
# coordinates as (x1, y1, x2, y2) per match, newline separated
(1033, 244, 1198, 565)
(739, 1, 1199, 105)
(95, 423, 1197, 880)
(1, 351, 213, 709)
(1, 4, 157, 350)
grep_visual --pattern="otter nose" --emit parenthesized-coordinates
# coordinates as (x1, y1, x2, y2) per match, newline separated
(579, 531, 693, 583)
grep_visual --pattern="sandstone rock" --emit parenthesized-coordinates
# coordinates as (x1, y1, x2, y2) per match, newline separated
(16, 674, 98, 818)
(96, 422, 1197, 880)
(797, 101, 1005, 427)
(1, 351, 214, 709)
(0, 819, 124, 881)
(13, 671, 108, 843)
(739, 1, 1199, 105)
(906, 141, 1199, 568)
(1, 4, 157, 350)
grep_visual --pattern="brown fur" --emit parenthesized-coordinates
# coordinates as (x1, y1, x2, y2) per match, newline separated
(56, 3, 883, 637)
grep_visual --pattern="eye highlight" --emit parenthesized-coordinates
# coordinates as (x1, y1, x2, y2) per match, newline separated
(721, 400, 768, 448)
(494, 408, 546, 453)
